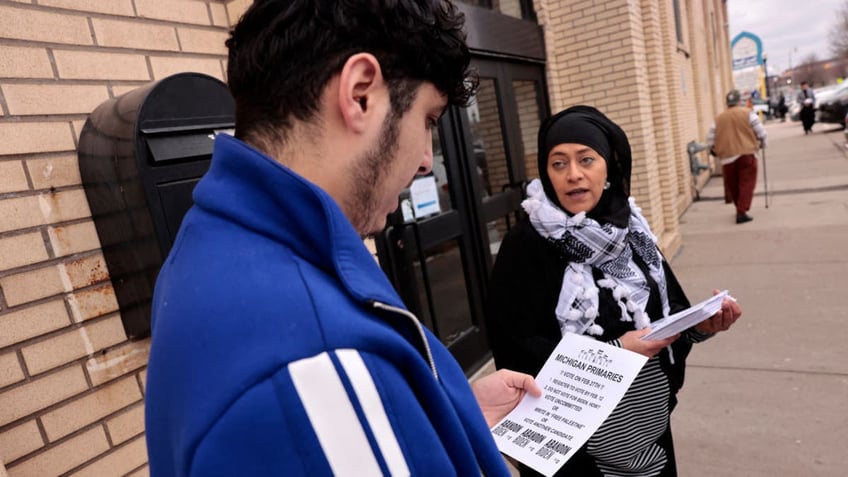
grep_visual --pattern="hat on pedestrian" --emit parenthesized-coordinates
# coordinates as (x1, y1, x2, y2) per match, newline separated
(726, 89, 741, 106)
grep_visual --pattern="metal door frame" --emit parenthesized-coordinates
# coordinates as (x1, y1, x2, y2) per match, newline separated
(375, 5, 550, 373)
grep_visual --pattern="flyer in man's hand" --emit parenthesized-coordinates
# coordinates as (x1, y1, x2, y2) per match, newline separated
(640, 290, 732, 341)
(489, 333, 648, 477)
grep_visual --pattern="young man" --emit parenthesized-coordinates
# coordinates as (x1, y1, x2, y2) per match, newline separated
(144, 1, 539, 476)
(707, 89, 767, 224)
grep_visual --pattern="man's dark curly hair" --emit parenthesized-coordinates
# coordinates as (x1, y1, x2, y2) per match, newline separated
(226, 0, 476, 144)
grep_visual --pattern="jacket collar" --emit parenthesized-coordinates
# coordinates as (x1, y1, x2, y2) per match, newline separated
(192, 134, 405, 308)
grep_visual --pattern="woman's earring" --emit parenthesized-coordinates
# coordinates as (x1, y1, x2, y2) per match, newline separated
(603, 180, 610, 190)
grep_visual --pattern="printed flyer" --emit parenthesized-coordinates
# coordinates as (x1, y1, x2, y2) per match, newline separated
(490, 333, 648, 476)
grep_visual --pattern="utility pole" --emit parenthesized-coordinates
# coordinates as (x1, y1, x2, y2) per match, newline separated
(763, 54, 770, 99)
(788, 46, 798, 86)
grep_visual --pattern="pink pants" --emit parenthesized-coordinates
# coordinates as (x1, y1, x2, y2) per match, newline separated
(722, 154, 758, 215)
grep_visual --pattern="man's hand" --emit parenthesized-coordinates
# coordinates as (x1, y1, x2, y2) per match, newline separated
(471, 369, 541, 427)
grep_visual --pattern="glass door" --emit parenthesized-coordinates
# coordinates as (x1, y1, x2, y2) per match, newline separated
(466, 60, 548, 267)
(378, 121, 490, 371)
(376, 60, 548, 373)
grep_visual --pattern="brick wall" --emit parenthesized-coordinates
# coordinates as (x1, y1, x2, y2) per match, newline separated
(641, 0, 678, 250)
(534, 0, 732, 256)
(514, 80, 542, 181)
(0, 1, 240, 475)
(491, 0, 524, 19)
(476, 80, 509, 196)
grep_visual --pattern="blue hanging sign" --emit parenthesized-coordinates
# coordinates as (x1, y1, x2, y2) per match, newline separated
(731, 32, 763, 70)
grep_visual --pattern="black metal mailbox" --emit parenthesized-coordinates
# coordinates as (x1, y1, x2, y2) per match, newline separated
(78, 72, 234, 339)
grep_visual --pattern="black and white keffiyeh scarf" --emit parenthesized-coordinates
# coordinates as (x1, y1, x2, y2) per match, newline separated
(522, 179, 670, 337)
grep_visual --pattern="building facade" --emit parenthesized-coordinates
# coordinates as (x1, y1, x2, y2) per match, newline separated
(0, 0, 732, 474)
(537, 0, 733, 252)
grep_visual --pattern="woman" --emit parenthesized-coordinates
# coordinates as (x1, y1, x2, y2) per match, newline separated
(485, 105, 742, 476)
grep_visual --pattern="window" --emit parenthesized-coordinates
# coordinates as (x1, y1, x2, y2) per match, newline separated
(456, 0, 537, 21)
(672, 0, 684, 44)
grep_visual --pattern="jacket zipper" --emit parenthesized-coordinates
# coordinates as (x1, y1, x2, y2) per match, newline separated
(370, 301, 438, 380)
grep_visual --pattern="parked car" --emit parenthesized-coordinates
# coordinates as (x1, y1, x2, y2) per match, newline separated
(788, 103, 799, 121)
(844, 111, 848, 143)
(816, 83, 848, 127)
(786, 85, 838, 122)
(751, 98, 769, 117)
(812, 84, 840, 108)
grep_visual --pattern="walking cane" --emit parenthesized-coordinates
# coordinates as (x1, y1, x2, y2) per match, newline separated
(761, 146, 769, 208)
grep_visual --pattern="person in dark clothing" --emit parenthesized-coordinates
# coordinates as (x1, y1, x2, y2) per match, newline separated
(777, 92, 788, 121)
(797, 81, 816, 134)
(485, 105, 743, 477)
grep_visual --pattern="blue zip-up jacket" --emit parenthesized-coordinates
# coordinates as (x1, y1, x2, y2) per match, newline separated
(145, 134, 509, 476)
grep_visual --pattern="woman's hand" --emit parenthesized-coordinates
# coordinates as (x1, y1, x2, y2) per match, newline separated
(471, 369, 542, 427)
(618, 328, 679, 358)
(695, 289, 742, 334)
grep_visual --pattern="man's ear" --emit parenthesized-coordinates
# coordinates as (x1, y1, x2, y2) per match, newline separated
(337, 53, 384, 134)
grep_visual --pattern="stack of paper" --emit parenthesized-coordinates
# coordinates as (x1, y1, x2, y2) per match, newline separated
(641, 290, 731, 340)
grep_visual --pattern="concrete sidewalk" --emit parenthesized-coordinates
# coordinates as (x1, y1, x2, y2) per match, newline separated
(670, 119, 848, 476)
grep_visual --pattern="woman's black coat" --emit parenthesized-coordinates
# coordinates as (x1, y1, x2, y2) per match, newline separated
(485, 218, 695, 476)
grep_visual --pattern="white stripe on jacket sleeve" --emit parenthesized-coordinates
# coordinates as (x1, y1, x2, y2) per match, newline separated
(337, 349, 410, 477)
(289, 351, 386, 476)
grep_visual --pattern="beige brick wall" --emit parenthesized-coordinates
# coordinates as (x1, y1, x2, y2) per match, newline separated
(0, 0, 236, 474)
(641, 0, 679, 249)
(492, 0, 524, 19)
(476, 80, 509, 196)
(535, 0, 732, 256)
(514, 80, 542, 181)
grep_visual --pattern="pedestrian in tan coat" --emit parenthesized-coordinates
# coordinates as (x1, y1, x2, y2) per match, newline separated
(707, 90, 767, 224)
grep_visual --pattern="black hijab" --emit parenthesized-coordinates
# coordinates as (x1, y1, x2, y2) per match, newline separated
(537, 105, 632, 227)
